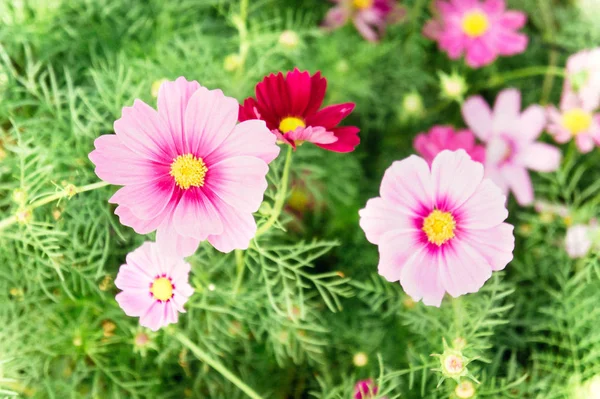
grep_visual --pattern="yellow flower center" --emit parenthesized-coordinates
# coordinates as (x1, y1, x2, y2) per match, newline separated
(278, 117, 306, 134)
(150, 277, 173, 301)
(353, 0, 373, 9)
(562, 108, 593, 135)
(170, 154, 208, 189)
(461, 10, 490, 37)
(422, 209, 456, 246)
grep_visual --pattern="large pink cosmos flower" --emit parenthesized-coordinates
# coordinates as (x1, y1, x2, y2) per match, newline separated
(89, 77, 280, 257)
(462, 89, 561, 206)
(239, 68, 360, 153)
(115, 242, 194, 331)
(547, 98, 600, 153)
(321, 0, 405, 42)
(414, 125, 486, 165)
(423, 0, 528, 68)
(359, 150, 514, 307)
(561, 48, 600, 111)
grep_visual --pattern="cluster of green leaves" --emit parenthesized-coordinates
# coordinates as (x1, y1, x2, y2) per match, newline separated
(0, 0, 599, 398)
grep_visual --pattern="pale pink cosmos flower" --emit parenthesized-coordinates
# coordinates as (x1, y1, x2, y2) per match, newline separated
(546, 98, 600, 153)
(565, 224, 594, 259)
(413, 125, 486, 165)
(115, 242, 194, 331)
(423, 0, 528, 68)
(561, 48, 600, 111)
(359, 150, 515, 307)
(462, 89, 561, 206)
(89, 77, 280, 257)
(322, 0, 405, 42)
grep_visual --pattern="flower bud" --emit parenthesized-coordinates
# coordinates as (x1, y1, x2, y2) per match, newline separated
(455, 380, 476, 398)
(224, 54, 243, 72)
(278, 30, 300, 50)
(399, 91, 425, 123)
(439, 71, 468, 102)
(353, 352, 369, 367)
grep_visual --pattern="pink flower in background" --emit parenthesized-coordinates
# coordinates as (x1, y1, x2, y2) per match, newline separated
(423, 0, 528, 68)
(115, 242, 194, 331)
(90, 77, 280, 257)
(359, 150, 514, 307)
(354, 379, 382, 399)
(321, 0, 405, 42)
(561, 48, 600, 111)
(546, 101, 600, 153)
(565, 224, 594, 259)
(414, 125, 486, 165)
(462, 89, 561, 206)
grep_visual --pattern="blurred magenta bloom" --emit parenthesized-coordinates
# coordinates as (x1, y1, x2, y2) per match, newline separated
(462, 89, 561, 206)
(423, 0, 528, 68)
(321, 0, 405, 42)
(115, 242, 194, 331)
(354, 379, 379, 399)
(547, 100, 600, 154)
(561, 48, 600, 111)
(239, 68, 360, 152)
(414, 125, 486, 165)
(359, 150, 514, 307)
(90, 77, 279, 257)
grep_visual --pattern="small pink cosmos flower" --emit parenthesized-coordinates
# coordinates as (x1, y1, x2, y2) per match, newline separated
(561, 47, 600, 111)
(354, 379, 385, 399)
(322, 0, 405, 42)
(462, 89, 561, 206)
(546, 99, 600, 153)
(115, 242, 194, 331)
(413, 125, 486, 165)
(89, 77, 280, 257)
(359, 150, 515, 307)
(423, 0, 528, 68)
(565, 224, 593, 259)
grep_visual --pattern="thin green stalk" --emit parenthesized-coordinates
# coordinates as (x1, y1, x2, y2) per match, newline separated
(538, 0, 558, 105)
(233, 249, 246, 295)
(255, 145, 293, 238)
(174, 332, 264, 399)
(481, 66, 565, 90)
(452, 296, 464, 337)
(0, 181, 110, 232)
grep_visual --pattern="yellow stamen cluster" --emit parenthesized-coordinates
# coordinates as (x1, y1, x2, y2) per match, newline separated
(461, 10, 490, 37)
(150, 277, 173, 301)
(279, 117, 306, 134)
(170, 154, 208, 189)
(562, 108, 593, 135)
(353, 0, 374, 9)
(422, 209, 456, 246)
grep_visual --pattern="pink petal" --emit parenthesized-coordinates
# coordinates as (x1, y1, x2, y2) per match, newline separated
(576, 134, 595, 153)
(457, 178, 508, 229)
(483, 0, 505, 15)
(156, 218, 201, 257)
(423, 20, 443, 40)
(492, 88, 521, 134)
(380, 155, 434, 216)
(353, 15, 379, 42)
(205, 156, 269, 213)
(116, 291, 154, 318)
(465, 39, 497, 68)
(461, 223, 514, 271)
(503, 165, 534, 205)
(207, 199, 257, 253)
(285, 69, 312, 117)
(285, 126, 338, 145)
(139, 302, 166, 331)
(359, 197, 415, 245)
(494, 30, 528, 56)
(322, 6, 350, 30)
(114, 205, 166, 235)
(305, 103, 355, 130)
(439, 238, 493, 298)
(314, 126, 361, 153)
(431, 149, 484, 211)
(499, 11, 527, 29)
(377, 229, 422, 283)
(399, 247, 446, 307)
(184, 87, 239, 158)
(518, 105, 546, 141)
(521, 143, 561, 172)
(109, 176, 175, 221)
(172, 188, 224, 239)
(462, 96, 493, 141)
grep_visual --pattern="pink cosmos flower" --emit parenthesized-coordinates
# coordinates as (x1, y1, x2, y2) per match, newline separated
(423, 0, 528, 68)
(359, 150, 515, 307)
(413, 125, 486, 165)
(89, 77, 280, 257)
(462, 89, 561, 206)
(239, 68, 360, 153)
(322, 0, 405, 42)
(115, 242, 194, 331)
(354, 379, 384, 399)
(565, 224, 593, 259)
(561, 48, 600, 111)
(546, 100, 600, 153)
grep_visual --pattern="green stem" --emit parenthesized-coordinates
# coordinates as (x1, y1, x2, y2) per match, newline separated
(482, 66, 566, 89)
(452, 296, 464, 337)
(538, 0, 558, 105)
(174, 332, 264, 399)
(233, 0, 250, 75)
(0, 181, 110, 232)
(255, 145, 293, 238)
(233, 249, 246, 295)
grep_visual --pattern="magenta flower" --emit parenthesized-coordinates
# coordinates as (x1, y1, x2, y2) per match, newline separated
(413, 125, 486, 165)
(546, 100, 600, 153)
(423, 0, 528, 68)
(322, 0, 405, 42)
(354, 379, 380, 399)
(561, 48, 600, 111)
(115, 242, 194, 331)
(359, 150, 514, 307)
(89, 77, 280, 257)
(462, 89, 561, 206)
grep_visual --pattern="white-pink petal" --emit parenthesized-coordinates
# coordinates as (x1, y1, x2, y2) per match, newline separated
(462, 96, 493, 141)
(431, 149, 484, 211)
(380, 155, 434, 215)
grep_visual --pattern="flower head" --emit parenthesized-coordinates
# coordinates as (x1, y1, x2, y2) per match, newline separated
(423, 0, 528, 68)
(455, 380, 477, 398)
(115, 242, 194, 331)
(359, 150, 514, 306)
(414, 125, 485, 165)
(561, 48, 600, 111)
(89, 77, 280, 257)
(565, 223, 598, 259)
(239, 68, 360, 153)
(399, 91, 425, 123)
(546, 100, 600, 153)
(439, 71, 468, 102)
(322, 0, 405, 42)
(462, 89, 561, 206)
(354, 379, 378, 399)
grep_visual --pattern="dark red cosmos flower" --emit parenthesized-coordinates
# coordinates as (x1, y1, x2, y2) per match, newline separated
(239, 68, 360, 153)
